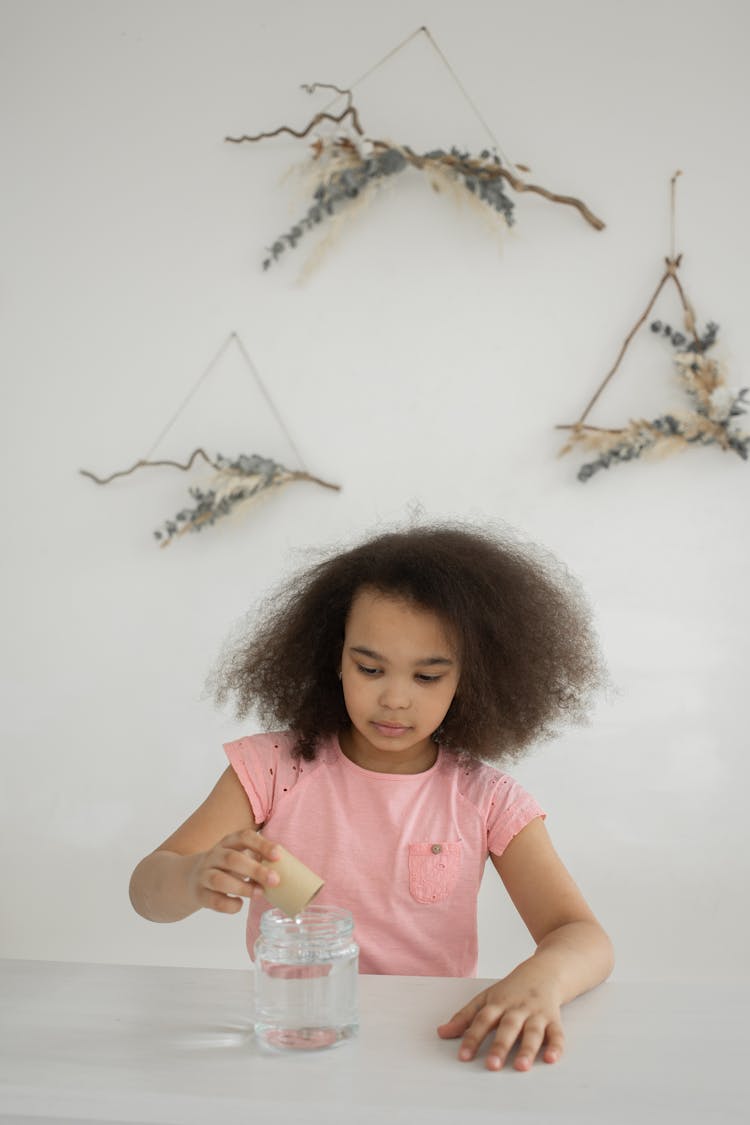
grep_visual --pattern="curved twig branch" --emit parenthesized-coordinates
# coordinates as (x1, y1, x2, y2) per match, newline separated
(388, 144, 605, 230)
(564, 176, 701, 431)
(494, 165, 605, 231)
(574, 268, 675, 427)
(300, 82, 354, 107)
(81, 449, 342, 493)
(668, 259, 695, 324)
(287, 471, 341, 492)
(225, 86, 364, 144)
(555, 423, 628, 434)
(80, 448, 218, 485)
(558, 252, 708, 444)
(226, 82, 602, 229)
(567, 254, 705, 432)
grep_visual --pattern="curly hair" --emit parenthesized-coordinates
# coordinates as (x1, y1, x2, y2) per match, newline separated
(212, 521, 606, 763)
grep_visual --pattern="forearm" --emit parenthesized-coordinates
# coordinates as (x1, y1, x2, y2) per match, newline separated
(525, 920, 614, 1004)
(129, 850, 202, 922)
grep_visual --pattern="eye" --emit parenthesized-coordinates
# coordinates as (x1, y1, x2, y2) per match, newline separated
(415, 673, 443, 684)
(356, 663, 381, 677)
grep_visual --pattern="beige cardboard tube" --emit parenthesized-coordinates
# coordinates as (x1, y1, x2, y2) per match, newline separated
(260, 844, 325, 917)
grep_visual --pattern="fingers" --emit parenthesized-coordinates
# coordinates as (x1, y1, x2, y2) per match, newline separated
(502, 1015, 547, 1072)
(194, 831, 283, 913)
(540, 1022, 565, 1066)
(218, 844, 279, 888)
(202, 889, 245, 915)
(223, 828, 281, 863)
(456, 1002, 520, 1065)
(450, 1003, 564, 1072)
(203, 858, 276, 899)
(436, 992, 487, 1039)
(510, 1019, 564, 1070)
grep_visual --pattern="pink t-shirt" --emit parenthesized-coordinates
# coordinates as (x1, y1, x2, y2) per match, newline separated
(225, 731, 544, 977)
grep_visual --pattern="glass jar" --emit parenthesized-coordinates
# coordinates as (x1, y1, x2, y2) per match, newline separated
(253, 905, 359, 1050)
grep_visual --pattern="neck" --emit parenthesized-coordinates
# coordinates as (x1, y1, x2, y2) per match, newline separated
(338, 728, 438, 774)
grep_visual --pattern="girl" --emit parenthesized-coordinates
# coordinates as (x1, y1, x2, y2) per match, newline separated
(130, 522, 614, 1072)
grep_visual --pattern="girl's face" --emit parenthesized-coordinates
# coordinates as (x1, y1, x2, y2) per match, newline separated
(338, 587, 460, 773)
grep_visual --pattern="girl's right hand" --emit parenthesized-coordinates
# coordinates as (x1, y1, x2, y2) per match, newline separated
(187, 828, 282, 915)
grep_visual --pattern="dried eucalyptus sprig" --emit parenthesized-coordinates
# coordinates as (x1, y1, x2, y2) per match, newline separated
(153, 453, 340, 547)
(226, 85, 604, 273)
(80, 448, 341, 547)
(560, 323, 749, 482)
(260, 142, 518, 270)
(261, 141, 411, 269)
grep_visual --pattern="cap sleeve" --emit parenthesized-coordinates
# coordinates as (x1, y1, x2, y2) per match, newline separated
(486, 773, 546, 857)
(223, 731, 299, 827)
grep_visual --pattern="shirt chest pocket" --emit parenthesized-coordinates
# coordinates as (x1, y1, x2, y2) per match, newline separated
(407, 841, 463, 904)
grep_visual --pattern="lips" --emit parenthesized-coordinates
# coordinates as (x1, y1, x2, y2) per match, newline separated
(371, 721, 411, 737)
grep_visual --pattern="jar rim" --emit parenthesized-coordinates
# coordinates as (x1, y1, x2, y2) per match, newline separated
(259, 904, 354, 937)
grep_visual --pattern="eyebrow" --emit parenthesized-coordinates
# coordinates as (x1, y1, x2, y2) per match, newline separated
(349, 645, 454, 667)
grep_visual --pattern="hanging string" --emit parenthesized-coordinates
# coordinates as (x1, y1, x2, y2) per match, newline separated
(419, 27, 518, 174)
(669, 169, 682, 261)
(143, 332, 307, 470)
(231, 333, 307, 469)
(337, 26, 425, 93)
(143, 334, 233, 460)
(318, 25, 519, 175)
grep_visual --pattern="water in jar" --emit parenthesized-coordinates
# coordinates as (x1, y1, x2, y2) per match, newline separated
(254, 905, 359, 1050)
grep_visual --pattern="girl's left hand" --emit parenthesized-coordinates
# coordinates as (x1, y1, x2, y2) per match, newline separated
(437, 962, 565, 1071)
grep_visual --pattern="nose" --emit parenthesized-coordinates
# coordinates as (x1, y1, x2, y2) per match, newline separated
(378, 676, 411, 710)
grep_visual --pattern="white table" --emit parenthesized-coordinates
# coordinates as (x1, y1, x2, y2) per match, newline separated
(0, 960, 745, 1123)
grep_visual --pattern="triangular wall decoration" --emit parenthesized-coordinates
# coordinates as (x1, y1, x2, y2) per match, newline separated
(557, 175, 748, 482)
(226, 28, 604, 276)
(79, 334, 340, 546)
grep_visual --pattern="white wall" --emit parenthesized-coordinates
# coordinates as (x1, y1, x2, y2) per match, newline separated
(2, 0, 748, 982)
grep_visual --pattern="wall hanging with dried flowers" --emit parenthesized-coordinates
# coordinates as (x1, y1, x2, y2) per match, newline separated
(79, 334, 340, 547)
(226, 27, 604, 277)
(557, 173, 749, 482)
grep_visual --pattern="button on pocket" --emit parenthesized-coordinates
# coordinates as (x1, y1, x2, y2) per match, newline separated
(408, 841, 462, 904)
